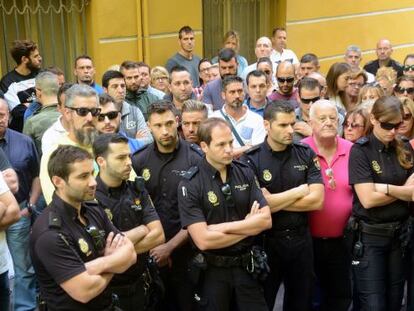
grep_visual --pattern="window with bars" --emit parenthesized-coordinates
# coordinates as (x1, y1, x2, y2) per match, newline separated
(0, 0, 89, 79)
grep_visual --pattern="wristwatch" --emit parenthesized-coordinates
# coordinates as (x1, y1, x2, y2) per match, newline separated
(26, 202, 36, 214)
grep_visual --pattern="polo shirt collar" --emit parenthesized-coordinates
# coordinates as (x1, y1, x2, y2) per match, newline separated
(96, 175, 127, 197)
(51, 192, 87, 221)
(370, 133, 395, 152)
(201, 157, 234, 181)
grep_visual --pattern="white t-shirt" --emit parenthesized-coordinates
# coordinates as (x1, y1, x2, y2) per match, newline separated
(212, 105, 266, 148)
(0, 174, 11, 274)
(270, 48, 299, 66)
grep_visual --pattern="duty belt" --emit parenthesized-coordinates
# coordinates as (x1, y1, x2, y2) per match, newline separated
(204, 253, 251, 268)
(267, 226, 307, 238)
(359, 220, 401, 237)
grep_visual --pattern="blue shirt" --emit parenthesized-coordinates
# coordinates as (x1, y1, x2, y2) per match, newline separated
(24, 101, 41, 121)
(119, 131, 146, 154)
(0, 129, 39, 203)
(244, 97, 269, 117)
(91, 82, 104, 95)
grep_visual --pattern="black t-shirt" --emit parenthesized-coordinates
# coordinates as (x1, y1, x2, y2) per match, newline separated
(242, 140, 323, 230)
(95, 176, 159, 284)
(349, 134, 413, 223)
(131, 138, 203, 241)
(178, 158, 267, 256)
(363, 59, 403, 77)
(30, 194, 120, 311)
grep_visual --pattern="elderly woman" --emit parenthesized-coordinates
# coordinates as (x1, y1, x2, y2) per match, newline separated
(345, 69, 368, 111)
(150, 66, 170, 94)
(343, 107, 370, 142)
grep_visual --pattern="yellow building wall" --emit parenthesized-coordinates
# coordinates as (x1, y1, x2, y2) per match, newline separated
(284, 0, 414, 75)
(86, 0, 203, 84)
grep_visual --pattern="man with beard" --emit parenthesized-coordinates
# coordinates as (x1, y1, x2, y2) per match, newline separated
(132, 101, 203, 310)
(120, 61, 159, 120)
(96, 94, 149, 153)
(166, 26, 201, 87)
(203, 48, 238, 111)
(40, 84, 101, 204)
(269, 61, 299, 108)
(164, 65, 196, 112)
(0, 40, 42, 132)
(212, 75, 266, 158)
(73, 55, 104, 94)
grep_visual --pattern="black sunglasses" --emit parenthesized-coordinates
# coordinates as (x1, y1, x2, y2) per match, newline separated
(66, 106, 101, 117)
(379, 121, 403, 130)
(395, 86, 414, 94)
(85, 225, 106, 252)
(404, 65, 414, 72)
(277, 77, 295, 84)
(97, 111, 119, 122)
(300, 96, 320, 104)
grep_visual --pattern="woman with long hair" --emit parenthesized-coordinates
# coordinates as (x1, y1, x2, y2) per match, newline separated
(349, 96, 414, 311)
(326, 62, 352, 110)
(397, 96, 414, 140)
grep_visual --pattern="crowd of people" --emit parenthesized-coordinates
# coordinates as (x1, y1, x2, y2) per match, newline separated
(0, 24, 414, 311)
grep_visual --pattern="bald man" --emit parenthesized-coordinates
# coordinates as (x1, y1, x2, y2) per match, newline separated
(241, 37, 275, 81)
(269, 61, 299, 108)
(363, 39, 403, 77)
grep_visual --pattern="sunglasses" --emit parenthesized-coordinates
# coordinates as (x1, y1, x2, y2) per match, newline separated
(344, 122, 364, 129)
(66, 106, 101, 117)
(394, 86, 414, 94)
(379, 121, 403, 130)
(97, 111, 119, 122)
(325, 168, 336, 190)
(404, 65, 414, 72)
(277, 77, 295, 84)
(300, 96, 320, 104)
(85, 225, 106, 253)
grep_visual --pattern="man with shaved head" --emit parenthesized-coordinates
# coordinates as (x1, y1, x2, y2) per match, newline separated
(364, 39, 403, 77)
(241, 37, 275, 81)
(269, 61, 299, 107)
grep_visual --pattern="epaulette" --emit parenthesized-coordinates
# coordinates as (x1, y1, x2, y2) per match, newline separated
(182, 166, 199, 180)
(293, 141, 310, 148)
(190, 143, 204, 156)
(355, 137, 369, 145)
(244, 144, 261, 155)
(48, 211, 62, 230)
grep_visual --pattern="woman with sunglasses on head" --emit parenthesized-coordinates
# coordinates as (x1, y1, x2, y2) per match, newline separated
(349, 96, 414, 311)
(343, 107, 370, 143)
(326, 62, 352, 111)
(394, 76, 414, 101)
(397, 97, 414, 141)
(403, 54, 414, 78)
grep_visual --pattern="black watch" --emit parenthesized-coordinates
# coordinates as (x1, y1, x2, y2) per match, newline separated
(26, 203, 36, 213)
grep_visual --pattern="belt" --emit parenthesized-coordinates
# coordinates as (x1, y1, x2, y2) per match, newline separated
(267, 226, 307, 238)
(204, 253, 251, 268)
(359, 220, 401, 237)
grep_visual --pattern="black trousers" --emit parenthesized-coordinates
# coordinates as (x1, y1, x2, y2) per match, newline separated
(406, 243, 414, 311)
(264, 229, 315, 311)
(312, 237, 352, 311)
(111, 278, 146, 311)
(196, 265, 267, 311)
(352, 232, 406, 311)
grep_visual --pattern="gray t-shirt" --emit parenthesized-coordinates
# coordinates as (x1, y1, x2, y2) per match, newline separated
(165, 53, 201, 87)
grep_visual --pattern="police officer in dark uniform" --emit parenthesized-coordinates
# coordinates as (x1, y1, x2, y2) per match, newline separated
(242, 100, 324, 311)
(30, 145, 136, 311)
(131, 101, 203, 310)
(349, 96, 414, 311)
(178, 117, 272, 310)
(93, 133, 165, 311)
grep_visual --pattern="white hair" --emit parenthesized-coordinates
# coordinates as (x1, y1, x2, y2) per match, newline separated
(309, 99, 338, 120)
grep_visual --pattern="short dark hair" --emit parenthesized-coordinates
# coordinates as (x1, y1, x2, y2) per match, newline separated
(257, 57, 272, 68)
(98, 93, 117, 108)
(93, 133, 129, 159)
(298, 77, 321, 95)
(102, 70, 124, 88)
(48, 145, 93, 183)
(198, 117, 230, 146)
(147, 100, 176, 119)
(136, 61, 150, 71)
(246, 70, 267, 86)
(222, 75, 243, 91)
(272, 27, 286, 37)
(74, 55, 93, 68)
(218, 48, 237, 63)
(57, 83, 74, 107)
(10, 40, 38, 65)
(263, 100, 294, 121)
(120, 60, 138, 71)
(300, 53, 319, 66)
(178, 26, 193, 39)
(198, 58, 211, 71)
(169, 65, 191, 83)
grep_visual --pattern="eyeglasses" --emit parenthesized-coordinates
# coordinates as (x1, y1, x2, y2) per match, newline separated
(66, 106, 101, 117)
(277, 77, 295, 84)
(344, 121, 364, 129)
(403, 113, 413, 121)
(97, 111, 119, 122)
(156, 76, 168, 81)
(325, 168, 336, 190)
(394, 86, 414, 94)
(85, 225, 106, 253)
(379, 121, 403, 130)
(300, 96, 320, 104)
(404, 65, 414, 72)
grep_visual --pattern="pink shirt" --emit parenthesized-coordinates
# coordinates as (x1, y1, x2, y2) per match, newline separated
(302, 136, 353, 238)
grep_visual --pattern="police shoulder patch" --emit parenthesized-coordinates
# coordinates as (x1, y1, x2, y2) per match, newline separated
(355, 137, 369, 145)
(182, 166, 199, 180)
